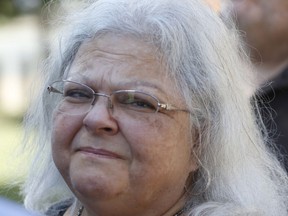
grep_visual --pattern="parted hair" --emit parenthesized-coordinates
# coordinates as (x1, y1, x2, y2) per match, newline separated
(22, 0, 288, 215)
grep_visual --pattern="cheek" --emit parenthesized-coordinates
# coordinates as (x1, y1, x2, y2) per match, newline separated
(120, 116, 194, 198)
(52, 112, 83, 143)
(119, 115, 192, 169)
(51, 113, 83, 169)
(119, 116, 163, 148)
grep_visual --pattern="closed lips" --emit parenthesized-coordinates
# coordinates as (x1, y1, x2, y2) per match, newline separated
(77, 147, 124, 159)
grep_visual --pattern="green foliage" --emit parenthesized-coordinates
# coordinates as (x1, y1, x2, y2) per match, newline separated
(0, 185, 23, 203)
(0, 113, 25, 203)
(0, 0, 53, 19)
(0, 0, 17, 17)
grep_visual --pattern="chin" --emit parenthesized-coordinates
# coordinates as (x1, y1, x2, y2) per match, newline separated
(68, 168, 129, 201)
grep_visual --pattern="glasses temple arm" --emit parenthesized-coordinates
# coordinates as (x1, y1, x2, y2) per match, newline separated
(158, 103, 190, 113)
(47, 86, 63, 94)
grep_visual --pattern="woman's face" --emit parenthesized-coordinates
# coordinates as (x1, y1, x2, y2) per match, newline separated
(51, 34, 197, 215)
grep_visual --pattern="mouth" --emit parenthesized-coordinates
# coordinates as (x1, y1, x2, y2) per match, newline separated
(76, 147, 123, 160)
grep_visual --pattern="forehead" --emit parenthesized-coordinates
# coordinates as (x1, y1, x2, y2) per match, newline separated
(67, 34, 174, 90)
(72, 34, 160, 71)
(82, 34, 157, 59)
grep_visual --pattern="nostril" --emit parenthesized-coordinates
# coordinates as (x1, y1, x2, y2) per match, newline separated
(104, 127, 113, 132)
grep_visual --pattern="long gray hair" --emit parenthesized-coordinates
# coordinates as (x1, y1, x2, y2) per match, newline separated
(22, 0, 288, 215)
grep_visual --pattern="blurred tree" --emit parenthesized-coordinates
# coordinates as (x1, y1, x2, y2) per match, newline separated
(0, 0, 16, 17)
(0, 0, 52, 18)
(12, 0, 42, 13)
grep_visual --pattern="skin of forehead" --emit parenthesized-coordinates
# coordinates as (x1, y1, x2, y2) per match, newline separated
(67, 34, 182, 102)
(75, 34, 158, 66)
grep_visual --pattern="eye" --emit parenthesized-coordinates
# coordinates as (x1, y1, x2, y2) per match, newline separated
(63, 87, 93, 103)
(114, 91, 158, 112)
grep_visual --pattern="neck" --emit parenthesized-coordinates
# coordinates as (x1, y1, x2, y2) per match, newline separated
(78, 206, 186, 216)
(76, 194, 187, 216)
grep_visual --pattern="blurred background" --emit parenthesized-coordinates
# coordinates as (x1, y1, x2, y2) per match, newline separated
(0, 0, 51, 203)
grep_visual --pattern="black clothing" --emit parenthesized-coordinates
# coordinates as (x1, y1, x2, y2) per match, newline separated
(259, 67, 288, 171)
(46, 199, 73, 216)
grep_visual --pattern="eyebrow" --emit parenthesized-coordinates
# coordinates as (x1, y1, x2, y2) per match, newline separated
(67, 74, 166, 94)
(115, 80, 167, 94)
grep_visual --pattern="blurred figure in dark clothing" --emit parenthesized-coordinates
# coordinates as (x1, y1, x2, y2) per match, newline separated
(228, 0, 288, 171)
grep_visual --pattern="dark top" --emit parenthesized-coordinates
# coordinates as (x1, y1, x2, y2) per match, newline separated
(258, 67, 288, 171)
(46, 199, 73, 216)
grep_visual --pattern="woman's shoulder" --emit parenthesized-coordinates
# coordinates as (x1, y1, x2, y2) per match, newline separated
(45, 198, 74, 216)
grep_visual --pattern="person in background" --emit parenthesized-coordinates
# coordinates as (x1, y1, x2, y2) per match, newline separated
(227, 0, 288, 171)
(21, 0, 288, 215)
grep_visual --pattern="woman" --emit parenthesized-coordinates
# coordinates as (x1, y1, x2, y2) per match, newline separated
(22, 0, 288, 215)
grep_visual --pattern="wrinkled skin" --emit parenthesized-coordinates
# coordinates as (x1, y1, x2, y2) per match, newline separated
(52, 34, 197, 216)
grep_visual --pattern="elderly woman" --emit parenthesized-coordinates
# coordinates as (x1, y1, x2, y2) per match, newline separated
(22, 0, 288, 215)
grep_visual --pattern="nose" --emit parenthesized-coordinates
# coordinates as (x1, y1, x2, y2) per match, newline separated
(83, 96, 119, 135)
(91, 92, 113, 109)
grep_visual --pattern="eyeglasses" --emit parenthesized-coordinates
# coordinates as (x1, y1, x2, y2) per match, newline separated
(47, 80, 189, 116)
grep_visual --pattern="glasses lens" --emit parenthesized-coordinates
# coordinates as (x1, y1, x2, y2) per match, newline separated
(113, 91, 159, 113)
(50, 81, 94, 115)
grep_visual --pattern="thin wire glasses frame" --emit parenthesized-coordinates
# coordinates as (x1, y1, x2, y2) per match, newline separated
(47, 80, 190, 115)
